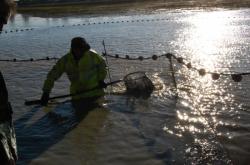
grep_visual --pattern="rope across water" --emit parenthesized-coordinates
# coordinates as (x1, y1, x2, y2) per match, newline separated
(0, 52, 249, 82)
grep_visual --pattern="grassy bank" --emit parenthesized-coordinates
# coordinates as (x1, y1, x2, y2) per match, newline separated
(17, 0, 250, 16)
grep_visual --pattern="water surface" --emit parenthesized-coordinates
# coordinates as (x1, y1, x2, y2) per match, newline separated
(0, 8, 250, 165)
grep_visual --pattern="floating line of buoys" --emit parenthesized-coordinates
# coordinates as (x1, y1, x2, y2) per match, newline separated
(1, 52, 248, 82)
(0, 28, 34, 34)
(0, 18, 170, 35)
(102, 52, 250, 82)
(0, 57, 59, 62)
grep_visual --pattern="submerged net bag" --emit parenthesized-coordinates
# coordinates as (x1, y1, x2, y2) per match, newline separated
(123, 71, 154, 94)
(104, 53, 173, 97)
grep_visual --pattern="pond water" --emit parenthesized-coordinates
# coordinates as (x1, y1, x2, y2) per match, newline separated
(0, 8, 250, 165)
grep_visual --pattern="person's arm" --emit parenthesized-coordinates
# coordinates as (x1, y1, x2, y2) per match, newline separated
(41, 57, 65, 105)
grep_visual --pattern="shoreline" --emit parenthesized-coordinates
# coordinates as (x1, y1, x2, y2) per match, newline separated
(17, 0, 250, 17)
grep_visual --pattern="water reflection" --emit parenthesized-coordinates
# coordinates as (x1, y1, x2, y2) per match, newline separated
(187, 11, 233, 60)
(1, 8, 249, 164)
(21, 15, 30, 25)
(15, 101, 109, 165)
(162, 10, 246, 164)
(167, 9, 242, 134)
(174, 10, 242, 72)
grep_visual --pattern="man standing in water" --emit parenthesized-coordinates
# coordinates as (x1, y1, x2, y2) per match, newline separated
(40, 37, 107, 118)
(0, 0, 18, 164)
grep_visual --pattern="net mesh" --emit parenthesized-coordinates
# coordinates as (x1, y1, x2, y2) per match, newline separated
(104, 55, 174, 97)
(123, 71, 154, 94)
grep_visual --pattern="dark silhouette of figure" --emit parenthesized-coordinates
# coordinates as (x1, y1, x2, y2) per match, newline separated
(0, 0, 18, 164)
(40, 37, 107, 106)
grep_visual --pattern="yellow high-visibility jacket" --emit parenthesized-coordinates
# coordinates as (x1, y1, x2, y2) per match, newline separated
(42, 50, 107, 100)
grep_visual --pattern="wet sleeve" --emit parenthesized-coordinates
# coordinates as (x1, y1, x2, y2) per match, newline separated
(0, 71, 8, 104)
(42, 57, 65, 94)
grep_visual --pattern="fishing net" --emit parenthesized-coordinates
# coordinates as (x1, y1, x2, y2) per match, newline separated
(103, 55, 174, 98)
(123, 71, 154, 94)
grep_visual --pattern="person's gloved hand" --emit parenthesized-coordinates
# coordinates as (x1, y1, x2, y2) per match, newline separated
(40, 92, 50, 106)
(99, 81, 107, 88)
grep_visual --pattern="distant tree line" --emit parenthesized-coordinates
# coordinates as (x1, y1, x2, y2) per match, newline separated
(17, 0, 137, 6)
(17, 0, 90, 5)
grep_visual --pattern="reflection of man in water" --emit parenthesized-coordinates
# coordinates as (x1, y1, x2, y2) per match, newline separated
(0, 0, 15, 31)
(39, 102, 109, 164)
(71, 98, 104, 122)
(0, 0, 18, 164)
